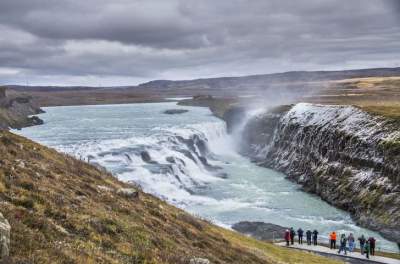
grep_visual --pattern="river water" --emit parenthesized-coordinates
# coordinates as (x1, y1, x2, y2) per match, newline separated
(15, 102, 398, 252)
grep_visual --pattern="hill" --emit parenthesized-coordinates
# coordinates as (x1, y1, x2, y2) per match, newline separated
(0, 131, 340, 264)
(5, 67, 400, 107)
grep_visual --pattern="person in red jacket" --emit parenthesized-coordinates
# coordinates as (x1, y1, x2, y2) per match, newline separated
(368, 237, 376, 256)
(284, 229, 291, 246)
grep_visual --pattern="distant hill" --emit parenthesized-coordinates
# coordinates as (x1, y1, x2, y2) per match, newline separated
(4, 67, 400, 106)
(137, 67, 400, 91)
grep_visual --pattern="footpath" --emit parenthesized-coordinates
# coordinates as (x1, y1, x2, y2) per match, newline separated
(275, 242, 400, 264)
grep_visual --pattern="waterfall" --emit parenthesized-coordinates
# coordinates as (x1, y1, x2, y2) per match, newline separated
(59, 121, 232, 206)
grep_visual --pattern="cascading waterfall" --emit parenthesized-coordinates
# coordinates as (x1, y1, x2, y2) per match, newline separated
(61, 121, 231, 206)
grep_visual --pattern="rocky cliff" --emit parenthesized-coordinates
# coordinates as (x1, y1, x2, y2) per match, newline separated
(0, 87, 44, 129)
(240, 103, 400, 244)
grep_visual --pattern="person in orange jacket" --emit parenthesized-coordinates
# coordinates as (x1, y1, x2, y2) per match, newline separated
(330, 231, 337, 249)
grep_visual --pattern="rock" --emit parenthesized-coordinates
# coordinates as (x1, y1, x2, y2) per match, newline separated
(163, 109, 189, 115)
(166, 156, 175, 163)
(232, 221, 287, 241)
(97, 185, 113, 192)
(0, 212, 10, 260)
(189, 257, 210, 264)
(140, 151, 157, 164)
(117, 188, 139, 199)
(28, 116, 44, 126)
(17, 160, 25, 168)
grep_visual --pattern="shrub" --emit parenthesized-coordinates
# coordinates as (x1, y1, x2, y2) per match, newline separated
(14, 198, 35, 209)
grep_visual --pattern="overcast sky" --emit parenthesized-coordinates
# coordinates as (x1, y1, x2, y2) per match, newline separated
(0, 0, 399, 86)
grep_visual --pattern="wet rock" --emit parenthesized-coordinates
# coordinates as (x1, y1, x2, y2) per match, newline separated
(198, 156, 222, 171)
(140, 151, 151, 162)
(0, 212, 10, 260)
(216, 172, 228, 179)
(140, 151, 157, 164)
(28, 116, 44, 126)
(232, 221, 287, 241)
(192, 135, 208, 156)
(163, 109, 189, 115)
(166, 156, 175, 163)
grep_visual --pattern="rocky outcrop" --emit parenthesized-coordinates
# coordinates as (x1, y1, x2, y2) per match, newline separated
(232, 221, 287, 241)
(0, 87, 44, 129)
(0, 212, 10, 260)
(240, 103, 400, 243)
(0, 87, 5, 99)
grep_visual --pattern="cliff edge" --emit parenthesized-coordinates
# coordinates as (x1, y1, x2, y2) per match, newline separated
(241, 103, 400, 244)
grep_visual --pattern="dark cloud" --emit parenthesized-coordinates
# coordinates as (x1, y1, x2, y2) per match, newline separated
(0, 0, 399, 85)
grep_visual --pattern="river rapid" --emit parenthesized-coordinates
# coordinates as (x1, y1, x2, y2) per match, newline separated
(15, 102, 398, 252)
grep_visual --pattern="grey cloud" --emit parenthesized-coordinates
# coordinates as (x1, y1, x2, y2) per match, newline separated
(0, 0, 399, 85)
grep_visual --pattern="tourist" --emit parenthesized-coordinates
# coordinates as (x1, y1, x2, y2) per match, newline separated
(306, 230, 312, 245)
(348, 233, 355, 252)
(364, 240, 370, 259)
(329, 231, 337, 249)
(368, 237, 376, 256)
(338, 234, 347, 255)
(297, 228, 304, 244)
(358, 235, 366, 254)
(312, 229, 318, 245)
(284, 229, 291, 246)
(290, 227, 296, 245)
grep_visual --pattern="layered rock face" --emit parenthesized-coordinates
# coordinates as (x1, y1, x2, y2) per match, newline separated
(240, 103, 400, 243)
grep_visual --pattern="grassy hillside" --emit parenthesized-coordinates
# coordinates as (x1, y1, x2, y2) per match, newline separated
(311, 76, 400, 121)
(0, 131, 341, 264)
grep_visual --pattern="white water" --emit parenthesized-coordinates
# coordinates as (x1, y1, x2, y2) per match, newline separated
(14, 102, 399, 252)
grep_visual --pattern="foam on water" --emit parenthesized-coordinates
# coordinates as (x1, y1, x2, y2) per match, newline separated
(14, 102, 399, 252)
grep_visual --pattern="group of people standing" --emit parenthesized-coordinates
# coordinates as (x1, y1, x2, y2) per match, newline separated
(284, 228, 318, 246)
(284, 228, 377, 260)
(329, 232, 376, 259)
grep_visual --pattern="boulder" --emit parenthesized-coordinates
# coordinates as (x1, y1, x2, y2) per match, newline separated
(140, 151, 157, 164)
(117, 188, 139, 199)
(0, 212, 10, 260)
(189, 258, 210, 264)
(232, 221, 287, 241)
